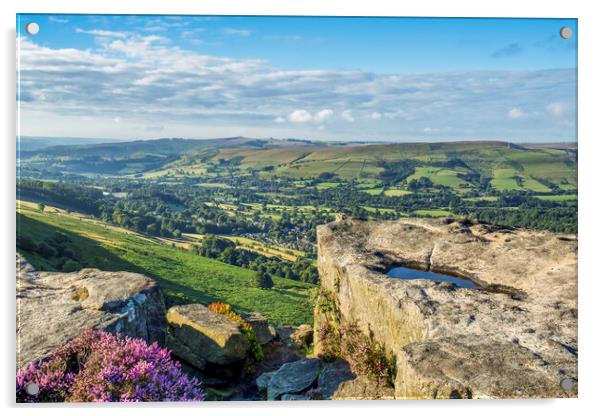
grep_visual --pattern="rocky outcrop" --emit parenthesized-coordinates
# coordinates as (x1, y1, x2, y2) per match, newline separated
(316, 218, 578, 399)
(166, 304, 250, 366)
(267, 358, 321, 400)
(16, 255, 167, 369)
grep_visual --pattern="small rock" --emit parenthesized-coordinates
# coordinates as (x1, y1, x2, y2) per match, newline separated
(280, 393, 310, 400)
(204, 386, 235, 401)
(291, 324, 313, 349)
(243, 312, 276, 345)
(331, 376, 395, 400)
(256, 371, 275, 392)
(318, 359, 356, 399)
(274, 325, 296, 344)
(267, 358, 321, 400)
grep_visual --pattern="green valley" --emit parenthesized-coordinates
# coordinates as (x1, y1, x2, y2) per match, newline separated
(16, 201, 314, 325)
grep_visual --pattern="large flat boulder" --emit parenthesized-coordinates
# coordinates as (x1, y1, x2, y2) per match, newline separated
(16, 255, 167, 369)
(316, 218, 578, 399)
(166, 304, 249, 366)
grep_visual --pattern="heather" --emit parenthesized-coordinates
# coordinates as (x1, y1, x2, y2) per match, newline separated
(313, 289, 396, 385)
(16, 329, 204, 402)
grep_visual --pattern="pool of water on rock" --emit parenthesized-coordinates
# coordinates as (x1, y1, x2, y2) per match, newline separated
(387, 266, 479, 289)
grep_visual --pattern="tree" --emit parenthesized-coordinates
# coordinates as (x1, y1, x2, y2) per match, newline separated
(253, 271, 273, 289)
(37, 203, 46, 212)
(62, 259, 81, 272)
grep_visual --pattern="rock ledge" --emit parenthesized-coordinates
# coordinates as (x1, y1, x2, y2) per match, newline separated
(315, 218, 578, 399)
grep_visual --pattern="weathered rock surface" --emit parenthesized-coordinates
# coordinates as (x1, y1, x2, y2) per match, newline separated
(242, 312, 276, 345)
(291, 324, 313, 349)
(331, 376, 396, 400)
(16, 255, 167, 368)
(280, 393, 310, 400)
(256, 371, 275, 392)
(318, 359, 356, 399)
(267, 358, 321, 400)
(166, 303, 250, 366)
(316, 218, 578, 399)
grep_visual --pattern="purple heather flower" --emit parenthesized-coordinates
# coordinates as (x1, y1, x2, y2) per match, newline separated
(16, 329, 205, 403)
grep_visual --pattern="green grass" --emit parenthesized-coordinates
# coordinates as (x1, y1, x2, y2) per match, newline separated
(315, 182, 340, 190)
(414, 209, 453, 217)
(406, 166, 471, 191)
(463, 196, 499, 202)
(361, 188, 384, 195)
(195, 182, 232, 188)
(490, 167, 552, 193)
(535, 194, 577, 202)
(383, 188, 412, 197)
(16, 202, 314, 325)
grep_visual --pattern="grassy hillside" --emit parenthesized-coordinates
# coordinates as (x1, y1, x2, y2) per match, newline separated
(16, 201, 314, 325)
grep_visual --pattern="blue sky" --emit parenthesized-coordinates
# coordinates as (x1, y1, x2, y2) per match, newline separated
(17, 14, 577, 142)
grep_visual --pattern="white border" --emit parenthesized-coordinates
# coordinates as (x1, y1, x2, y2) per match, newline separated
(2, 1, 601, 415)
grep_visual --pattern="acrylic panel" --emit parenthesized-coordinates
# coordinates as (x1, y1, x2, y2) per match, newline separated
(16, 14, 578, 402)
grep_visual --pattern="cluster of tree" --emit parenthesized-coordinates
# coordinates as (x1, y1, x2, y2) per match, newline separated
(197, 235, 319, 284)
(407, 177, 434, 191)
(377, 159, 419, 186)
(253, 270, 274, 289)
(470, 207, 577, 233)
(17, 179, 102, 215)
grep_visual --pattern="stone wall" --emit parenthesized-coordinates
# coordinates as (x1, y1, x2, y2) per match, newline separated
(315, 218, 578, 399)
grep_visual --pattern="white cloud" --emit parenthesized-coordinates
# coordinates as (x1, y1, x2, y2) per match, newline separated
(16, 33, 576, 141)
(288, 110, 313, 123)
(48, 16, 68, 24)
(314, 109, 333, 123)
(342, 110, 355, 122)
(546, 102, 566, 117)
(263, 34, 303, 42)
(507, 108, 526, 120)
(221, 28, 251, 37)
(75, 28, 128, 38)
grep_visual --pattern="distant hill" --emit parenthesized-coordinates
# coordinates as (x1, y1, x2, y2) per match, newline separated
(18, 136, 129, 151)
(17, 138, 577, 194)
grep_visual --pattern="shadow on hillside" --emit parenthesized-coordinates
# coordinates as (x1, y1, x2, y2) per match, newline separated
(272, 288, 309, 300)
(16, 213, 258, 314)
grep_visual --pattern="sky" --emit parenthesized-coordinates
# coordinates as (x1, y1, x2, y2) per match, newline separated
(17, 14, 577, 142)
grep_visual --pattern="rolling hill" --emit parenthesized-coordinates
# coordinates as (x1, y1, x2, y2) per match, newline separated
(18, 138, 577, 193)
